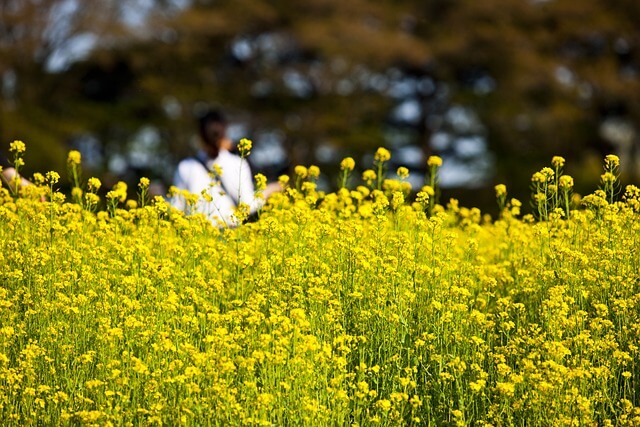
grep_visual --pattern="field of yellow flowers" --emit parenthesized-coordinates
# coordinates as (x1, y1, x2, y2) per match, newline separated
(1, 142, 640, 426)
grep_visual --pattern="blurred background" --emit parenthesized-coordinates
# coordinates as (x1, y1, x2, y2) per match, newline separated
(1, 0, 639, 211)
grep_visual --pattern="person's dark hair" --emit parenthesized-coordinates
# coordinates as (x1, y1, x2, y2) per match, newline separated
(198, 109, 228, 159)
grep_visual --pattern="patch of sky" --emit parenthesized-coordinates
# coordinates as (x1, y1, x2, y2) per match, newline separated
(227, 123, 249, 144)
(554, 66, 575, 87)
(392, 99, 422, 125)
(128, 127, 162, 169)
(71, 134, 103, 169)
(336, 79, 355, 96)
(283, 69, 313, 98)
(315, 143, 341, 164)
(394, 145, 424, 168)
(250, 131, 288, 168)
(46, 33, 98, 72)
(388, 76, 418, 99)
(439, 154, 494, 188)
(162, 96, 182, 119)
(454, 136, 487, 159)
(430, 132, 453, 151)
(445, 105, 483, 134)
(473, 75, 496, 95)
(232, 37, 254, 61)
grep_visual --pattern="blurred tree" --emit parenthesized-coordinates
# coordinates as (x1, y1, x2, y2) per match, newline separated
(116, 0, 433, 179)
(2, 0, 639, 206)
(108, 0, 640, 196)
(417, 0, 640, 195)
(0, 0, 178, 176)
(0, 0, 124, 171)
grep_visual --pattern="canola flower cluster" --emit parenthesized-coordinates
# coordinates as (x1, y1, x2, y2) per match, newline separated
(1, 143, 640, 426)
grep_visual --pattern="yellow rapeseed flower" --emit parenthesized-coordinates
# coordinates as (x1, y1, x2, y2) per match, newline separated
(530, 172, 543, 183)
(278, 174, 290, 186)
(308, 165, 320, 179)
(71, 187, 83, 199)
(139, 177, 150, 188)
(46, 171, 60, 184)
(9, 140, 26, 154)
(3, 139, 640, 426)
(421, 185, 435, 196)
(427, 155, 443, 167)
(494, 184, 507, 198)
(374, 147, 391, 162)
(340, 157, 355, 171)
(254, 173, 267, 191)
(375, 399, 392, 412)
(559, 175, 574, 189)
(87, 177, 102, 192)
(362, 169, 377, 185)
(416, 191, 430, 208)
(551, 156, 565, 168)
(601, 172, 616, 184)
(67, 150, 82, 165)
(32, 172, 45, 185)
(238, 138, 252, 157)
(541, 167, 554, 180)
(295, 165, 308, 179)
(605, 154, 620, 168)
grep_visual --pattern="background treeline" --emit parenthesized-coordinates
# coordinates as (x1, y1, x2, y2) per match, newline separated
(1, 0, 639, 210)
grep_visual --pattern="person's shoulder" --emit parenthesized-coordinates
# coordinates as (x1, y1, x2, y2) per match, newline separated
(176, 157, 203, 174)
(217, 149, 240, 159)
(216, 149, 242, 164)
(178, 156, 204, 166)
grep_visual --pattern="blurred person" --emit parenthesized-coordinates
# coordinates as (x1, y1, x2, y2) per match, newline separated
(171, 109, 280, 227)
(0, 151, 32, 190)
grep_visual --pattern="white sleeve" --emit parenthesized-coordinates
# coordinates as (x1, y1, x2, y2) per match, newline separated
(238, 160, 264, 214)
(219, 155, 264, 214)
(170, 165, 187, 211)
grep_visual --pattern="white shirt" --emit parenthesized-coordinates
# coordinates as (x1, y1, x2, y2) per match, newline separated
(172, 149, 263, 227)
